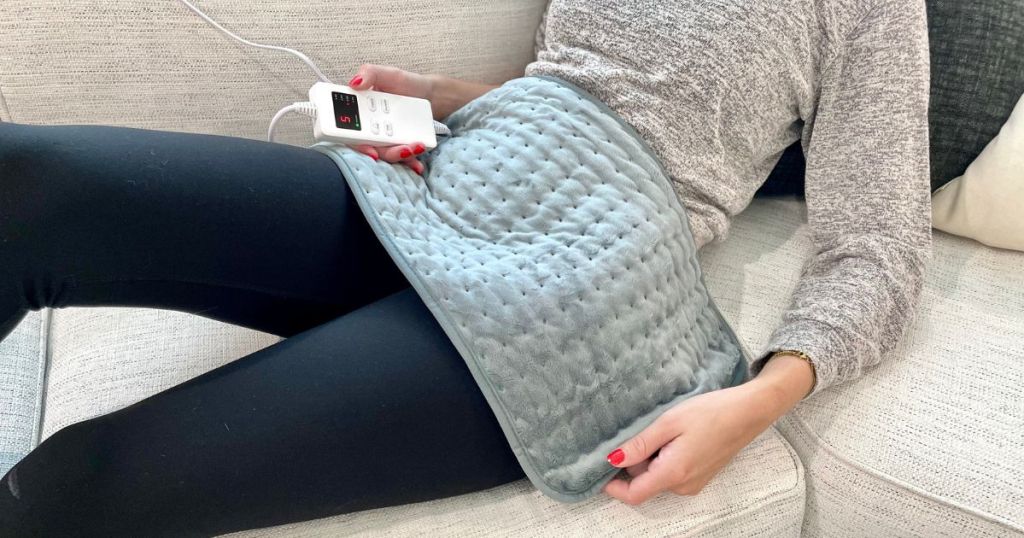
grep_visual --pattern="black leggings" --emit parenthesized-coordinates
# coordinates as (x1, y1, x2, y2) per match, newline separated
(0, 122, 525, 537)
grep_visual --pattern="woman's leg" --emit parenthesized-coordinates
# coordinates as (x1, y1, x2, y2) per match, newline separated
(0, 121, 524, 535)
(0, 288, 527, 536)
(0, 121, 409, 341)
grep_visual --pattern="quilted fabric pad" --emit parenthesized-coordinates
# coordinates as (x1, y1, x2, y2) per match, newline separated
(312, 76, 750, 502)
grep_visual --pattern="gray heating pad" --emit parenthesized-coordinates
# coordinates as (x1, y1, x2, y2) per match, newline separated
(312, 76, 751, 502)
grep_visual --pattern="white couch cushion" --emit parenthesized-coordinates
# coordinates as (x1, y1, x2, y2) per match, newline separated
(0, 311, 47, 476)
(699, 197, 1024, 537)
(0, 0, 548, 145)
(0, 2, 808, 533)
(39, 308, 281, 439)
(37, 303, 804, 536)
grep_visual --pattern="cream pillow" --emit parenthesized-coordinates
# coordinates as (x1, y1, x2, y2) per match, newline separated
(932, 92, 1024, 251)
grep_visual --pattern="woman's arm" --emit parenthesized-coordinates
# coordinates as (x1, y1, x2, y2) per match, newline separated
(749, 0, 933, 397)
(603, 0, 932, 504)
(422, 74, 499, 120)
(344, 64, 498, 171)
(348, 64, 497, 119)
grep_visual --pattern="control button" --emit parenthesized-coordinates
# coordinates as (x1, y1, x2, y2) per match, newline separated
(368, 97, 377, 112)
(372, 122, 380, 135)
(385, 122, 394, 136)
(382, 99, 390, 114)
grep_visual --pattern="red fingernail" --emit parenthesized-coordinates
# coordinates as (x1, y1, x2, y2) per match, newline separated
(369, 153, 379, 161)
(412, 143, 425, 155)
(607, 449, 625, 466)
(399, 148, 412, 158)
(349, 75, 363, 87)
(414, 163, 424, 176)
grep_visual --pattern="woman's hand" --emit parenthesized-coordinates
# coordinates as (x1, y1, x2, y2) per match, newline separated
(603, 354, 814, 505)
(346, 64, 433, 174)
(346, 64, 499, 174)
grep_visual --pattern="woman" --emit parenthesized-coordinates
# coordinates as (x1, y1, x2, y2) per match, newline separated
(0, 0, 931, 534)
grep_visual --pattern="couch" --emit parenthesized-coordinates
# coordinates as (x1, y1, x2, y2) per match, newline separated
(0, 1, 1021, 536)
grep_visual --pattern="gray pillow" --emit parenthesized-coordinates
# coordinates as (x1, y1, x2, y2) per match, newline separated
(927, 0, 1024, 191)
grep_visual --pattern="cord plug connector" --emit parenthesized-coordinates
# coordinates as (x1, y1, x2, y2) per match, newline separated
(268, 101, 317, 142)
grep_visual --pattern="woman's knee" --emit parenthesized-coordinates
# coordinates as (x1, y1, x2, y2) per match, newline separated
(0, 123, 103, 249)
(0, 122, 69, 208)
(0, 419, 116, 532)
(0, 122, 38, 176)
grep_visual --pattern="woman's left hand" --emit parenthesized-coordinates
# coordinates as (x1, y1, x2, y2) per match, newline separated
(603, 354, 814, 505)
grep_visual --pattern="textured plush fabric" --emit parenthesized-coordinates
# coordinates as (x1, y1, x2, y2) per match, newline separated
(699, 197, 1024, 537)
(314, 76, 749, 501)
(932, 92, 1024, 252)
(0, 0, 548, 145)
(0, 312, 47, 476)
(926, 0, 1024, 190)
(526, 0, 933, 398)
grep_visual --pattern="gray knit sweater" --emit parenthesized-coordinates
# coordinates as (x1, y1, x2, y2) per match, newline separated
(524, 0, 933, 397)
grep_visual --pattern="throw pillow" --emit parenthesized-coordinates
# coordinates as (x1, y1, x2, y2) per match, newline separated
(927, 0, 1024, 191)
(932, 92, 1024, 251)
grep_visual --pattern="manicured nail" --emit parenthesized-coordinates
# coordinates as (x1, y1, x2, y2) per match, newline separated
(349, 75, 363, 87)
(412, 143, 425, 155)
(414, 163, 424, 175)
(369, 152, 379, 161)
(399, 148, 412, 158)
(607, 449, 625, 466)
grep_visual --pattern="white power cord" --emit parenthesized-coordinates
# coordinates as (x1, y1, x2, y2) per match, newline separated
(176, 0, 452, 142)
(268, 101, 317, 142)
(177, 0, 332, 84)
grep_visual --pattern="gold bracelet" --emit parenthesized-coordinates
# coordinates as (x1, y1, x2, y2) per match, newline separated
(771, 349, 817, 389)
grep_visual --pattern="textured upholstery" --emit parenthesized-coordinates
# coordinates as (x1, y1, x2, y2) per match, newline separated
(2, 0, 1021, 535)
(0, 0, 548, 145)
(0, 312, 47, 476)
(13, 196, 1024, 536)
(932, 92, 1024, 252)
(926, 0, 1024, 189)
(36, 305, 802, 536)
(700, 198, 1024, 537)
(0, 1, 807, 534)
(39, 308, 281, 439)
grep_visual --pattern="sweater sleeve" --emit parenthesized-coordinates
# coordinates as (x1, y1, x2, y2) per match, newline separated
(748, 0, 933, 398)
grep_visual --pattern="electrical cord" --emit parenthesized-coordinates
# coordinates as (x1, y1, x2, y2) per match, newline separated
(176, 0, 452, 141)
(177, 0, 332, 83)
(268, 102, 317, 142)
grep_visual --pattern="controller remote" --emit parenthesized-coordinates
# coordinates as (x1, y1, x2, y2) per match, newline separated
(309, 82, 438, 149)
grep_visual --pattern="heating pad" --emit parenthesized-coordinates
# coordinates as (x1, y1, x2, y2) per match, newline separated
(311, 76, 751, 502)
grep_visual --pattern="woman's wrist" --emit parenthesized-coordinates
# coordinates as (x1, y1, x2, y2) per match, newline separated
(424, 74, 499, 119)
(746, 353, 816, 420)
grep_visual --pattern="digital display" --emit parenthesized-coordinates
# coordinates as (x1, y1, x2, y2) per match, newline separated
(332, 92, 361, 131)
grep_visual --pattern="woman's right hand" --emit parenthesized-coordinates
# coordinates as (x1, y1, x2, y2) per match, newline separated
(346, 64, 434, 174)
(346, 64, 500, 174)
